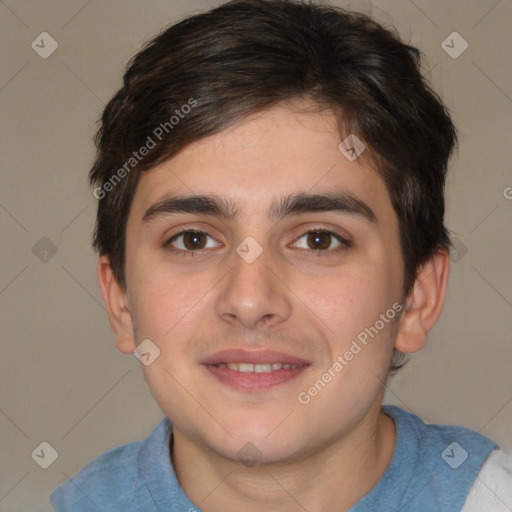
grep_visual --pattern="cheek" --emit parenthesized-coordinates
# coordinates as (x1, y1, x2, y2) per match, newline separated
(299, 264, 393, 345)
(296, 269, 399, 415)
(129, 271, 212, 422)
(129, 265, 211, 343)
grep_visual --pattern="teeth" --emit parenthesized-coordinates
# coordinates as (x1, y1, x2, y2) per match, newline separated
(255, 364, 272, 373)
(222, 363, 300, 373)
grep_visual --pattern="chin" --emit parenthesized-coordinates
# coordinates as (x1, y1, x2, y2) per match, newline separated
(205, 421, 307, 466)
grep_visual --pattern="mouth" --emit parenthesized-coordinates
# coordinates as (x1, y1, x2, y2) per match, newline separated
(202, 350, 311, 392)
(216, 362, 304, 372)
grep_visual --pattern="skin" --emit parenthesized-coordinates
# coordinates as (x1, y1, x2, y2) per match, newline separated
(99, 99, 450, 511)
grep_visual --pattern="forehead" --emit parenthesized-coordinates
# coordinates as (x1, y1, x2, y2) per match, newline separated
(130, 102, 394, 224)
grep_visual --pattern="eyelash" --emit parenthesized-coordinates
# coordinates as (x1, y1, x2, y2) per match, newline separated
(163, 228, 352, 258)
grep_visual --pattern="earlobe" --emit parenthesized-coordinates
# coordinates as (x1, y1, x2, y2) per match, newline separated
(97, 256, 137, 355)
(395, 250, 450, 354)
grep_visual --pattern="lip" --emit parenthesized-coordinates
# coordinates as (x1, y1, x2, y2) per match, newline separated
(201, 349, 311, 392)
(201, 349, 309, 366)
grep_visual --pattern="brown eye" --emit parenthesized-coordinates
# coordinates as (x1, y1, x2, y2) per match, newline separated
(307, 232, 333, 250)
(166, 230, 218, 252)
(293, 230, 346, 251)
(182, 232, 207, 250)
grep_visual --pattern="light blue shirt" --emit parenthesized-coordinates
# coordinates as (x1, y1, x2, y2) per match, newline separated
(50, 405, 498, 511)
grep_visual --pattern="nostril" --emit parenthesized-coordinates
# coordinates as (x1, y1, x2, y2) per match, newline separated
(261, 313, 275, 324)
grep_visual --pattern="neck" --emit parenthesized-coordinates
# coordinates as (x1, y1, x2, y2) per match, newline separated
(171, 402, 396, 512)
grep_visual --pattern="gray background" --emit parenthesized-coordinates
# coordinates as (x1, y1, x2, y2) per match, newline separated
(1, 0, 511, 510)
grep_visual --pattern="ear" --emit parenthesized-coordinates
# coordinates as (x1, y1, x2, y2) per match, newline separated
(395, 250, 450, 354)
(97, 256, 137, 355)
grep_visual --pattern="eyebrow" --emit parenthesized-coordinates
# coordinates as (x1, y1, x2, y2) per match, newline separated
(142, 191, 377, 224)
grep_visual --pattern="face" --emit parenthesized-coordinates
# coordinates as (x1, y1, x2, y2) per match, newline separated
(121, 101, 405, 464)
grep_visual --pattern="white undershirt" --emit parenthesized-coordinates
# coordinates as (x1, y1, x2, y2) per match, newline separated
(462, 450, 512, 511)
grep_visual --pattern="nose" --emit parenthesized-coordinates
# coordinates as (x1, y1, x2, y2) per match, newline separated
(215, 243, 292, 331)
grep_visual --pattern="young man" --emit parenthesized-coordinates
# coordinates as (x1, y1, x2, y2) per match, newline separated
(50, 0, 512, 510)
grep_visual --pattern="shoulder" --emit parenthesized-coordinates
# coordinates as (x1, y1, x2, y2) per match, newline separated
(462, 449, 512, 511)
(50, 419, 170, 511)
(50, 440, 143, 510)
(383, 405, 498, 462)
(380, 405, 499, 510)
